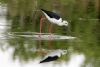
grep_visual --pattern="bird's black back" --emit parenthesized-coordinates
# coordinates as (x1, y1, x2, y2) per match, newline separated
(41, 9, 60, 20)
(40, 56, 59, 63)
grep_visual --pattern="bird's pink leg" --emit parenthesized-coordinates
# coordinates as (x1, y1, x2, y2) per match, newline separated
(39, 16, 45, 37)
(40, 16, 43, 34)
(48, 24, 53, 34)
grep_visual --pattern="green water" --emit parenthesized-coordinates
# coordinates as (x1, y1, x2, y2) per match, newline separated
(0, 0, 99, 67)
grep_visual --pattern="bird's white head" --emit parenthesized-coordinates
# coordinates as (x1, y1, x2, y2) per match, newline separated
(57, 49, 67, 57)
(58, 20, 68, 26)
(62, 20, 68, 26)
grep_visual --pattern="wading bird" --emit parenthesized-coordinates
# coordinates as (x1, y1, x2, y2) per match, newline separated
(40, 9, 68, 34)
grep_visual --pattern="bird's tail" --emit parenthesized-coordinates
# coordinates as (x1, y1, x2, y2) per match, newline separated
(40, 8, 44, 11)
(40, 8, 47, 12)
(39, 60, 45, 63)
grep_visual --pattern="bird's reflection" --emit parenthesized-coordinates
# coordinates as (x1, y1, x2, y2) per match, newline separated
(40, 49, 67, 63)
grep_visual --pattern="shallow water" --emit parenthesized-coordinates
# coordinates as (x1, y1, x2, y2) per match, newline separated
(0, 1, 100, 67)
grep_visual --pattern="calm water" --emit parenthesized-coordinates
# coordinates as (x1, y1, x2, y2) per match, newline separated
(0, 0, 100, 67)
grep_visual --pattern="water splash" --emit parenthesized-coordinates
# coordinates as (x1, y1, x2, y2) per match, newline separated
(8, 32, 77, 40)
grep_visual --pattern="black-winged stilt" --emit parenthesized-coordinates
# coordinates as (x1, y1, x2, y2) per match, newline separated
(40, 9, 68, 34)
(40, 50, 67, 63)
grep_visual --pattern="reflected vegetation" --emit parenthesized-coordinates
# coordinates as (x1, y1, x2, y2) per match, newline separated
(0, 0, 100, 67)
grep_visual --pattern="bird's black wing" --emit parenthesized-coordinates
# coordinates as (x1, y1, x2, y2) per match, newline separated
(41, 9, 60, 20)
(40, 56, 58, 63)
